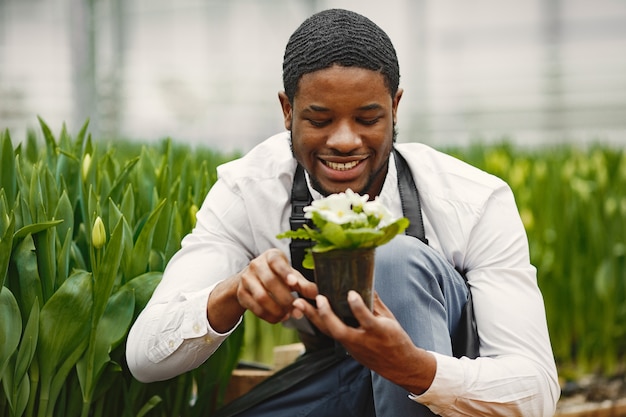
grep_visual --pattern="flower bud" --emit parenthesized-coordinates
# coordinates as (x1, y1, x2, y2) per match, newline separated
(82, 153, 92, 181)
(189, 204, 199, 227)
(92, 216, 106, 249)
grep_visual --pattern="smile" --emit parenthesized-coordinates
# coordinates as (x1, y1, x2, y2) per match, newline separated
(323, 160, 361, 171)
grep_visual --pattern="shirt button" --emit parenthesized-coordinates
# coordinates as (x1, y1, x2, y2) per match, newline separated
(193, 324, 201, 333)
(168, 340, 175, 349)
(204, 335, 213, 344)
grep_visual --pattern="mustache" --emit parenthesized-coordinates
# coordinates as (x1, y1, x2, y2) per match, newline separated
(288, 125, 397, 155)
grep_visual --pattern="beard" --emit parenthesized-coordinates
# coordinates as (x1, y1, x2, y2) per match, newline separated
(290, 126, 397, 197)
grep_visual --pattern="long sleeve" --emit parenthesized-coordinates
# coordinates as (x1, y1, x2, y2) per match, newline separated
(126, 179, 254, 382)
(126, 134, 297, 383)
(410, 172, 560, 416)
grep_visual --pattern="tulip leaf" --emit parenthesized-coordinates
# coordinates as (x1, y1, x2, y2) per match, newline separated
(13, 300, 39, 391)
(14, 219, 63, 240)
(56, 228, 72, 288)
(93, 218, 125, 322)
(77, 286, 135, 404)
(0, 213, 15, 289)
(54, 190, 74, 245)
(128, 199, 166, 278)
(136, 395, 163, 417)
(14, 234, 43, 318)
(1, 129, 17, 207)
(0, 287, 21, 381)
(37, 270, 92, 414)
(121, 271, 162, 317)
(107, 156, 140, 203)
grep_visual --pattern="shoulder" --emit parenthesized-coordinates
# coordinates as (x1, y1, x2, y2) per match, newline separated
(395, 142, 508, 208)
(217, 132, 297, 190)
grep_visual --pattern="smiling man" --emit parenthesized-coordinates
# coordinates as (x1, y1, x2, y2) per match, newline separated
(127, 9, 560, 416)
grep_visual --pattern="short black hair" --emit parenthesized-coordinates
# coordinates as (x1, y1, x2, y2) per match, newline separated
(282, 9, 400, 103)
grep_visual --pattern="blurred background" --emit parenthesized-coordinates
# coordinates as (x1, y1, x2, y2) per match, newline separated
(1, 0, 625, 152)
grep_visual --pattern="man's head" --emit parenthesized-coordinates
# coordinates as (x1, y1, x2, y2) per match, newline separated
(279, 9, 402, 198)
(282, 9, 400, 103)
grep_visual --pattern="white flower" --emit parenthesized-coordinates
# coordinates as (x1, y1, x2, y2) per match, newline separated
(304, 190, 367, 225)
(344, 189, 369, 210)
(363, 197, 394, 226)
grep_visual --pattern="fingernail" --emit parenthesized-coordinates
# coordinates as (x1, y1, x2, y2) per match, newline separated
(348, 290, 358, 302)
(316, 294, 327, 307)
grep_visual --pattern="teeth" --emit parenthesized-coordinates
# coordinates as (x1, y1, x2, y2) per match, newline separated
(325, 160, 360, 171)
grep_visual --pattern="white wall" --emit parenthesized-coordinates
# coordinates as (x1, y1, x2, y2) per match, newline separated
(1, 0, 625, 152)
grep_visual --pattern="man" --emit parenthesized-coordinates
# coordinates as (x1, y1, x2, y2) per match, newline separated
(127, 8, 560, 416)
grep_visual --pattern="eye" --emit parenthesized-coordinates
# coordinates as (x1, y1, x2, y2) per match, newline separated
(358, 117, 380, 126)
(308, 119, 331, 128)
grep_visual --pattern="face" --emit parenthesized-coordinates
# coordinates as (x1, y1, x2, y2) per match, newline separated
(279, 65, 403, 198)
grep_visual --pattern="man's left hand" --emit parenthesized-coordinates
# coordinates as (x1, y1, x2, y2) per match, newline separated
(293, 290, 437, 395)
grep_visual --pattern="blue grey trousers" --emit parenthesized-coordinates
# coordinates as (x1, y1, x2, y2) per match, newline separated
(233, 235, 469, 417)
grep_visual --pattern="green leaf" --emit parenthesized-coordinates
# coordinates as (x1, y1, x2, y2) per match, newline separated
(375, 217, 410, 246)
(0, 287, 21, 381)
(37, 270, 92, 414)
(33, 225, 57, 302)
(128, 199, 166, 279)
(13, 219, 63, 240)
(54, 190, 74, 244)
(1, 129, 17, 207)
(107, 156, 140, 203)
(134, 147, 158, 215)
(321, 222, 349, 247)
(93, 218, 125, 322)
(37, 116, 58, 168)
(56, 228, 72, 288)
(41, 166, 59, 220)
(108, 199, 134, 283)
(136, 395, 163, 417)
(0, 212, 15, 289)
(164, 201, 183, 261)
(10, 301, 39, 416)
(121, 271, 162, 317)
(14, 235, 43, 318)
(120, 184, 135, 225)
(76, 287, 135, 405)
(13, 301, 39, 391)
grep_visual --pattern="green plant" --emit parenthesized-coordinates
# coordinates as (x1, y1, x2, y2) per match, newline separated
(450, 141, 626, 377)
(0, 119, 243, 417)
(277, 189, 409, 269)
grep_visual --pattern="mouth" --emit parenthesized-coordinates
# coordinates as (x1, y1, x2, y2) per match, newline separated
(323, 160, 361, 171)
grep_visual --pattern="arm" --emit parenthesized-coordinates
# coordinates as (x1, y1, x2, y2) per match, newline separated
(126, 180, 316, 383)
(294, 184, 560, 416)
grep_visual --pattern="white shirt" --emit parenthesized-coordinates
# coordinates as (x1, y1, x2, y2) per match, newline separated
(126, 132, 560, 416)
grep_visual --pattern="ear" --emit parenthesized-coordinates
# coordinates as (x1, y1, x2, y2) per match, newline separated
(278, 91, 293, 130)
(392, 88, 403, 125)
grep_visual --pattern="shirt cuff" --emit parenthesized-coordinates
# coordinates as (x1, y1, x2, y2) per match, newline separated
(408, 352, 466, 413)
(147, 283, 242, 363)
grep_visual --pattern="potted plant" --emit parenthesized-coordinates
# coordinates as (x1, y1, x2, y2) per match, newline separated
(278, 189, 409, 326)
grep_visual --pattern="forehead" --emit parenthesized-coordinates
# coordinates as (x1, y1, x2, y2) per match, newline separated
(294, 66, 390, 107)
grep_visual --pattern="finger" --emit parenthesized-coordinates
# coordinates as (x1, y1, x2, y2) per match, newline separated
(315, 295, 352, 339)
(249, 253, 297, 307)
(292, 298, 320, 324)
(347, 290, 376, 328)
(372, 291, 395, 319)
(288, 272, 318, 299)
(238, 271, 289, 322)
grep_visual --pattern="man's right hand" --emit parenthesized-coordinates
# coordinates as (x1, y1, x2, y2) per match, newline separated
(207, 249, 318, 333)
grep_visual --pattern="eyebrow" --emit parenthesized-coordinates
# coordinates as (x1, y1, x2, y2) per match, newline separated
(305, 103, 383, 112)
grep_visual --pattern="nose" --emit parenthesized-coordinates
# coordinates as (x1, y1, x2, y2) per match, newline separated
(326, 121, 362, 153)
